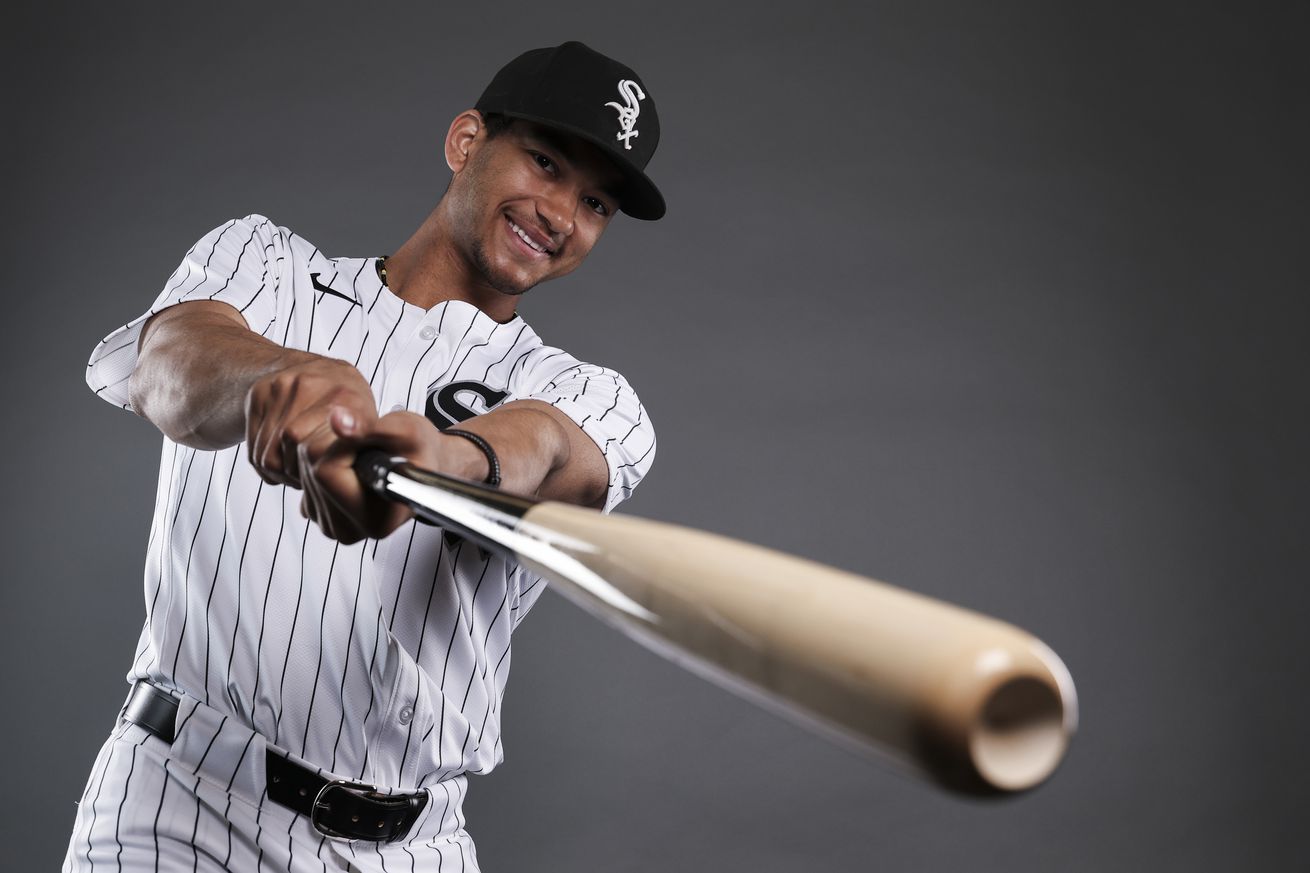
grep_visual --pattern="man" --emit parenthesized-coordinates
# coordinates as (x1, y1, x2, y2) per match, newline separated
(66, 41, 661, 872)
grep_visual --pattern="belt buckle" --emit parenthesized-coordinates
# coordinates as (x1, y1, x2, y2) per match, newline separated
(311, 779, 384, 841)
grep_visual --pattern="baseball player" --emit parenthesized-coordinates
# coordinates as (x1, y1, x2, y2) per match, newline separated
(66, 41, 661, 872)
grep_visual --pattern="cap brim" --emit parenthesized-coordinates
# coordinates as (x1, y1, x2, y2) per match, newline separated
(496, 110, 666, 221)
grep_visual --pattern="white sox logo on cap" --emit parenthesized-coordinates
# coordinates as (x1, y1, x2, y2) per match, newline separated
(605, 79, 646, 150)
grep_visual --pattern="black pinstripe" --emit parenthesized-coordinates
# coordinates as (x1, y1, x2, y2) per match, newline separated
(150, 757, 170, 873)
(273, 525, 314, 744)
(200, 451, 243, 702)
(113, 739, 144, 871)
(167, 452, 218, 677)
(245, 484, 288, 727)
(352, 603, 387, 783)
(220, 479, 268, 713)
(297, 542, 342, 756)
(83, 742, 114, 871)
(328, 547, 369, 772)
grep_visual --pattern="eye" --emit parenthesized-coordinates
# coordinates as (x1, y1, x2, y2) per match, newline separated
(584, 196, 611, 217)
(530, 151, 556, 173)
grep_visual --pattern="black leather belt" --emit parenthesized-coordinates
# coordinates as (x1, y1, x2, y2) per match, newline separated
(121, 681, 427, 842)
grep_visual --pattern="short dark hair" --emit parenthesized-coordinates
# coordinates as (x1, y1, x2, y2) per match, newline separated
(481, 111, 517, 139)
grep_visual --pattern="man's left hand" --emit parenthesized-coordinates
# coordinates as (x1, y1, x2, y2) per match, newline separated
(299, 408, 455, 544)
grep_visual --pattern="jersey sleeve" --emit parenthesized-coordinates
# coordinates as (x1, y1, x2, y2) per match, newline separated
(510, 349, 656, 514)
(86, 215, 287, 410)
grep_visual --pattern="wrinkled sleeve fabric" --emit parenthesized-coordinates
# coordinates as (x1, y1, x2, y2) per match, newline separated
(510, 348, 656, 515)
(86, 214, 286, 410)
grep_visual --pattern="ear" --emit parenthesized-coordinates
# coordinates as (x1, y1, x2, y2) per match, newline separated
(445, 110, 485, 173)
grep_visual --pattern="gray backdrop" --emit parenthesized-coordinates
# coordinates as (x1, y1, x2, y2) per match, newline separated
(5, 2, 1307, 870)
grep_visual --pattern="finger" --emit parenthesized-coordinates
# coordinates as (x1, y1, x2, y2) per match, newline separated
(305, 457, 366, 544)
(308, 427, 385, 543)
(315, 480, 369, 545)
(289, 405, 422, 544)
(282, 416, 334, 488)
(301, 429, 375, 543)
(319, 455, 410, 543)
(304, 465, 347, 542)
(245, 387, 266, 474)
(252, 378, 301, 485)
(247, 383, 281, 483)
(298, 441, 333, 533)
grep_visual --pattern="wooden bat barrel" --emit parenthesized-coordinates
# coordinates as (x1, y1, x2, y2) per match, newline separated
(519, 503, 1077, 795)
(356, 451, 1077, 796)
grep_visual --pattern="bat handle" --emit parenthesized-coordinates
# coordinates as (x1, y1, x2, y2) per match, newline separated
(352, 448, 538, 553)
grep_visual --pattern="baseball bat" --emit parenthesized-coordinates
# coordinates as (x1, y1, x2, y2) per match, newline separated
(355, 451, 1077, 796)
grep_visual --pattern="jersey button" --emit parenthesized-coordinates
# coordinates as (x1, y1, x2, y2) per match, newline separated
(398, 704, 414, 725)
(389, 404, 405, 413)
(419, 326, 437, 341)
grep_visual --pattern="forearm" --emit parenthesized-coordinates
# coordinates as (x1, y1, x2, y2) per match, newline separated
(442, 400, 608, 508)
(129, 302, 318, 449)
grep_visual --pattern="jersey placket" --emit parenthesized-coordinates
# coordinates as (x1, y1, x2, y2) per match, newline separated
(364, 303, 459, 787)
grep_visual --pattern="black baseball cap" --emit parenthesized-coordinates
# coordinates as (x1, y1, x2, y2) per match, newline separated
(475, 41, 665, 220)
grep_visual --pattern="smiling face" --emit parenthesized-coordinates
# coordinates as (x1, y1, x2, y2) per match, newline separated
(443, 112, 623, 299)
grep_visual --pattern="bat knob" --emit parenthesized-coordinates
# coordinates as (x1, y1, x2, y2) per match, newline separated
(354, 449, 399, 494)
(931, 640, 1078, 795)
(969, 674, 1071, 792)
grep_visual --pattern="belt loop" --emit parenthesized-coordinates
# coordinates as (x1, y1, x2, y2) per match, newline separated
(122, 681, 179, 743)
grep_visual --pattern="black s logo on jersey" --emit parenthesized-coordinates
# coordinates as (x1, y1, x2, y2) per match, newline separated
(425, 381, 509, 430)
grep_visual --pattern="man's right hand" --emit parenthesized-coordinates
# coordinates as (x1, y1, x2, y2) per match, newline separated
(245, 358, 379, 489)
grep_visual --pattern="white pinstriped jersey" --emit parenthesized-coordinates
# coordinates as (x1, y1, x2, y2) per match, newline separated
(85, 214, 656, 794)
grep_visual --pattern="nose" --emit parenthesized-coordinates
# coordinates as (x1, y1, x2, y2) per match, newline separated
(536, 185, 576, 239)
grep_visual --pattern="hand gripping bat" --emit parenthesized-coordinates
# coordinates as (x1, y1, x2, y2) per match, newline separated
(355, 451, 1077, 796)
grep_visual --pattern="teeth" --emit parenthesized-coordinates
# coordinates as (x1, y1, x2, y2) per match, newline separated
(509, 220, 548, 254)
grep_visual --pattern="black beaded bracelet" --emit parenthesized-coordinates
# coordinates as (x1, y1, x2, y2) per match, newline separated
(444, 429, 501, 487)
